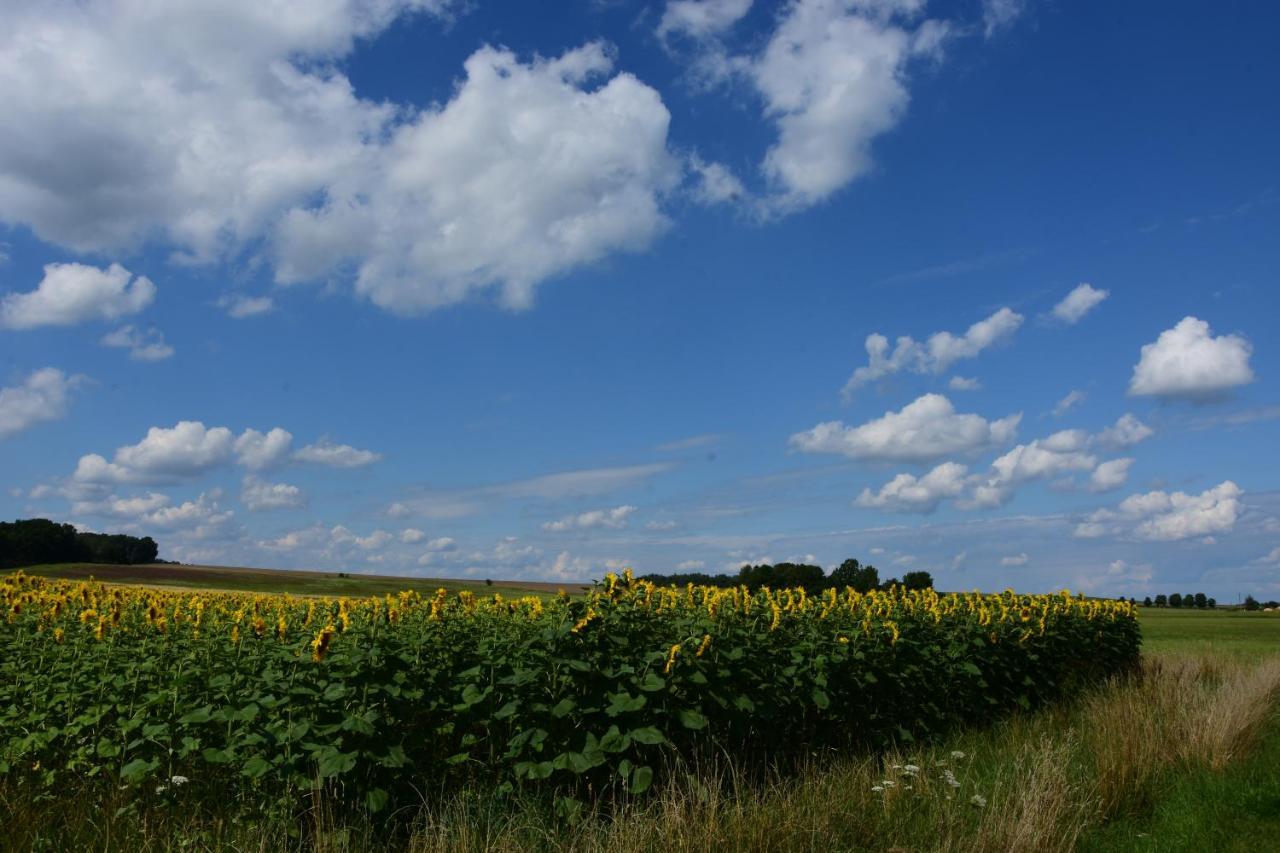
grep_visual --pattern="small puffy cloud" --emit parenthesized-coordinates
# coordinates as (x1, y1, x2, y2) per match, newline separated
(294, 440, 382, 468)
(1080, 481, 1243, 541)
(658, 0, 753, 41)
(100, 325, 174, 361)
(843, 308, 1023, 398)
(1000, 552, 1029, 566)
(675, 559, 706, 571)
(948, 376, 981, 391)
(543, 505, 637, 532)
(233, 428, 293, 470)
(688, 156, 747, 205)
(218, 294, 275, 318)
(240, 475, 306, 511)
(72, 491, 171, 518)
(0, 367, 83, 440)
(1256, 546, 1280, 565)
(425, 536, 458, 552)
(1097, 414, 1154, 449)
(856, 461, 968, 514)
(791, 394, 1021, 464)
(1089, 458, 1134, 492)
(400, 528, 426, 544)
(1052, 283, 1108, 324)
(1053, 390, 1085, 417)
(982, 0, 1029, 38)
(1, 263, 154, 329)
(143, 491, 234, 530)
(1129, 317, 1254, 401)
(74, 421, 236, 484)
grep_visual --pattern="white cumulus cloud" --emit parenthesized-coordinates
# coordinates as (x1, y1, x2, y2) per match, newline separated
(274, 42, 679, 314)
(294, 439, 382, 468)
(750, 0, 950, 213)
(74, 421, 236, 484)
(543, 505, 638, 532)
(1078, 481, 1243, 541)
(1000, 552, 1029, 566)
(856, 461, 969, 514)
(1097, 413, 1154, 449)
(233, 428, 294, 470)
(218, 294, 275, 318)
(100, 325, 174, 361)
(1, 263, 155, 329)
(1052, 283, 1108, 324)
(843, 308, 1023, 398)
(0, 368, 83, 440)
(240, 475, 307, 511)
(659, 0, 753, 41)
(1129, 317, 1254, 401)
(791, 394, 1021, 464)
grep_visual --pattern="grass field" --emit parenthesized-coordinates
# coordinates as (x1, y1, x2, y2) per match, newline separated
(12, 562, 589, 599)
(1136, 606, 1280, 657)
(1, 580, 1276, 852)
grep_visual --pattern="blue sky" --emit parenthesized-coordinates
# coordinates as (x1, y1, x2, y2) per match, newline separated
(1, 0, 1277, 599)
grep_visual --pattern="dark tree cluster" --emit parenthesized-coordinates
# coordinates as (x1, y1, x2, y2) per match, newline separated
(0, 518, 158, 569)
(639, 558, 933, 593)
(1243, 595, 1280, 611)
(1141, 593, 1217, 609)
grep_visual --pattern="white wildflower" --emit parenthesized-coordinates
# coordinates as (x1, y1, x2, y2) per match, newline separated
(902, 764, 921, 775)
(970, 794, 987, 808)
(871, 785, 885, 793)
(951, 750, 967, 760)
(170, 775, 189, 786)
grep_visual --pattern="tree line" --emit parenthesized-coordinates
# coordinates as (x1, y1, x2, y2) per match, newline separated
(1141, 593, 1217, 609)
(640, 559, 933, 594)
(0, 518, 158, 570)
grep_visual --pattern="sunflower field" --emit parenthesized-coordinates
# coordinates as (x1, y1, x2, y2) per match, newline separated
(0, 570, 1139, 815)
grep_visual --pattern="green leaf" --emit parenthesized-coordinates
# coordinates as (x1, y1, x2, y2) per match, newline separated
(119, 757, 158, 784)
(629, 765, 654, 794)
(678, 709, 709, 730)
(551, 698, 575, 718)
(637, 672, 666, 692)
(811, 688, 830, 710)
(241, 755, 271, 779)
(178, 705, 213, 724)
(629, 726, 665, 745)
(365, 787, 389, 814)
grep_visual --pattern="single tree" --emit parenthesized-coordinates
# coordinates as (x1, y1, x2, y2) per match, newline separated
(828, 558, 880, 592)
(1193, 592, 1207, 609)
(1142, 596, 1153, 607)
(1154, 594, 1168, 608)
(901, 570, 934, 591)
(1169, 593, 1183, 608)
(1244, 595, 1260, 612)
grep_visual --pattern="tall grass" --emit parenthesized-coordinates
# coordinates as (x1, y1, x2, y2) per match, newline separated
(3, 652, 1278, 852)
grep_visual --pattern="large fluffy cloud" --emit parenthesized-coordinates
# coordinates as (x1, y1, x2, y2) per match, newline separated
(0, 368, 84, 439)
(71, 421, 374, 483)
(1129, 317, 1254, 401)
(1, 263, 155, 329)
(855, 461, 968, 513)
(0, 4, 677, 315)
(1075, 481, 1243, 541)
(275, 42, 679, 313)
(842, 308, 1023, 398)
(792, 394, 1021, 463)
(750, 0, 949, 213)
